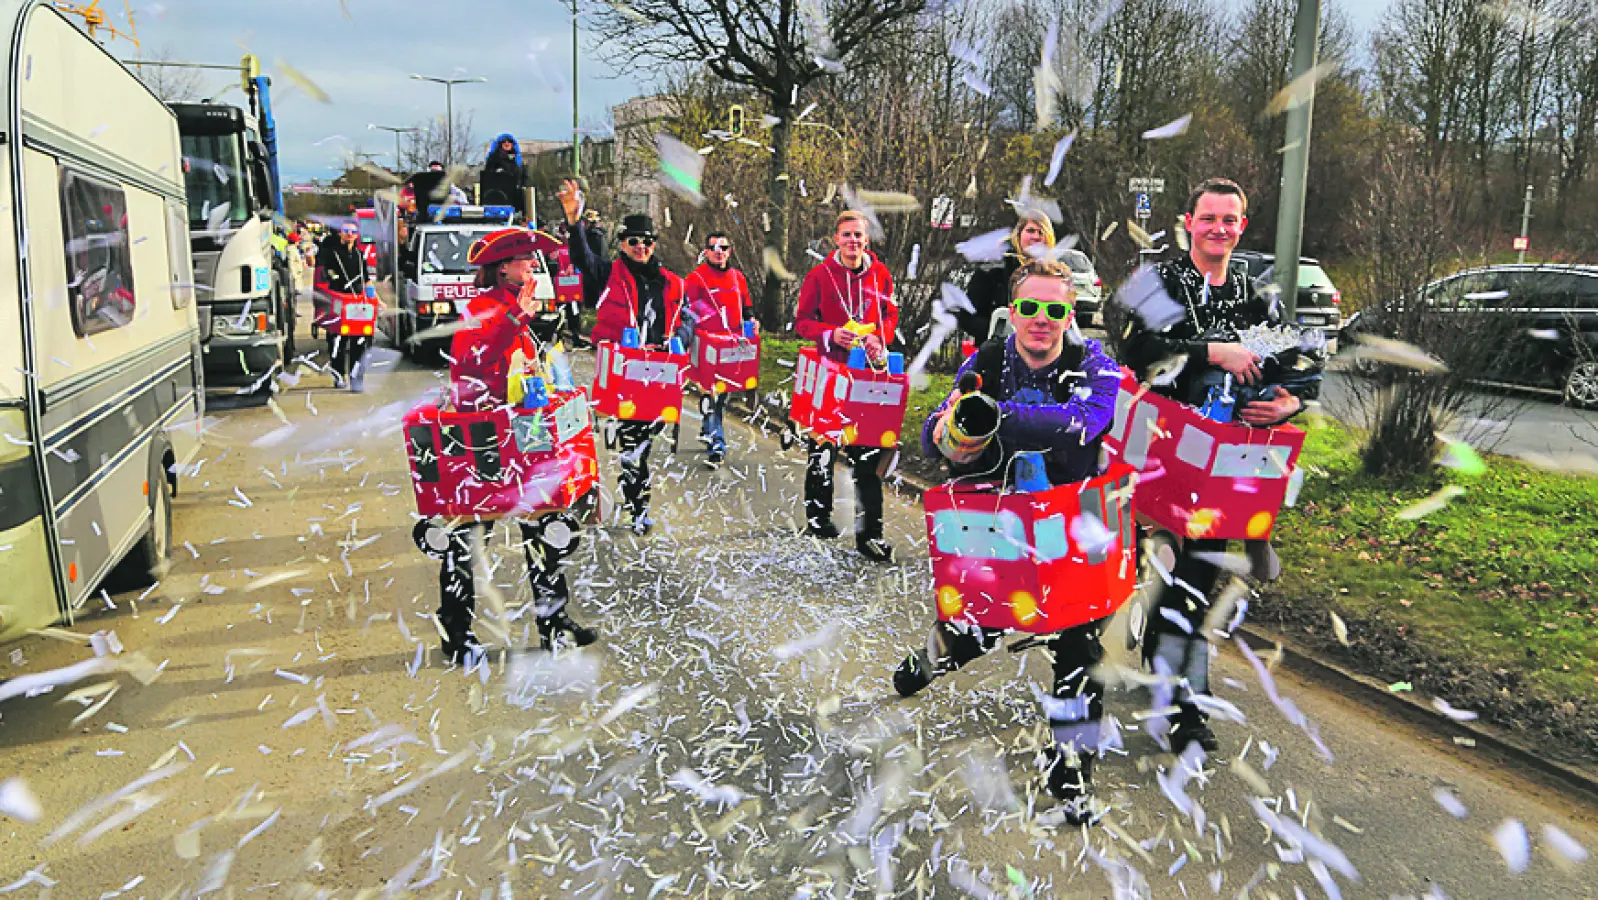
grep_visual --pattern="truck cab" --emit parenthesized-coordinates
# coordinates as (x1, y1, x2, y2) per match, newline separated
(374, 201, 556, 362)
(172, 86, 292, 395)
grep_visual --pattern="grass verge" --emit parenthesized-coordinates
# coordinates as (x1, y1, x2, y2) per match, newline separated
(1262, 416, 1598, 757)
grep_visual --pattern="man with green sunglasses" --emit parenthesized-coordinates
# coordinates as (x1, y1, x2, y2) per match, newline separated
(894, 258, 1123, 826)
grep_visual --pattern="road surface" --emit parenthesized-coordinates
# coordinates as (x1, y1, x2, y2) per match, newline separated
(0, 329, 1594, 898)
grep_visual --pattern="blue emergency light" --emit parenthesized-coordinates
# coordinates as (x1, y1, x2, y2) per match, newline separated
(424, 204, 517, 222)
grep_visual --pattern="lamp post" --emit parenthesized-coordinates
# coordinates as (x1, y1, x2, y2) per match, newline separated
(408, 74, 487, 168)
(370, 124, 421, 171)
(1271, 0, 1321, 322)
(571, 0, 580, 177)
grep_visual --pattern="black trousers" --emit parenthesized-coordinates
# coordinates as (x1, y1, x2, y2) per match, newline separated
(937, 619, 1106, 757)
(804, 440, 885, 538)
(1143, 536, 1230, 706)
(437, 521, 569, 642)
(562, 302, 586, 345)
(616, 421, 663, 519)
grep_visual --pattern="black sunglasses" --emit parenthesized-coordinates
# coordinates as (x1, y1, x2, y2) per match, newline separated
(625, 236, 656, 248)
(1012, 298, 1074, 321)
(706, 243, 731, 251)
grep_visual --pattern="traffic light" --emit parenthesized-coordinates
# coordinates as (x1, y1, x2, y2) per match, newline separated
(729, 105, 744, 137)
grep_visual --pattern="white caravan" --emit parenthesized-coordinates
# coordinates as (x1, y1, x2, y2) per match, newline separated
(0, 0, 203, 642)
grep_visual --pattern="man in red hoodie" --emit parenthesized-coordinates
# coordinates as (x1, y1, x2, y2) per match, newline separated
(683, 231, 755, 467)
(431, 228, 599, 661)
(793, 210, 899, 563)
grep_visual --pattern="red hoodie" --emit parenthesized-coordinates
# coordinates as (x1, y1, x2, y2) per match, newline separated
(684, 263, 752, 335)
(449, 284, 531, 412)
(794, 250, 897, 363)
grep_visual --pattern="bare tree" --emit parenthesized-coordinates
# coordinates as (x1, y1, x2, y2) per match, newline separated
(583, 0, 930, 327)
(399, 111, 479, 175)
(129, 44, 206, 102)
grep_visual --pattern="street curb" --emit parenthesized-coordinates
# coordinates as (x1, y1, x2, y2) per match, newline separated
(719, 391, 1598, 806)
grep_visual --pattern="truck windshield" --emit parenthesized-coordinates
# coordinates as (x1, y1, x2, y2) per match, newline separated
(181, 133, 250, 229)
(420, 229, 500, 275)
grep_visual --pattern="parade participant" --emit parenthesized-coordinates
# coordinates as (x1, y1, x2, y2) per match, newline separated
(682, 231, 755, 467)
(436, 227, 599, 662)
(794, 210, 899, 562)
(1120, 177, 1305, 754)
(313, 222, 368, 387)
(557, 179, 684, 535)
(892, 258, 1120, 824)
(479, 134, 526, 215)
(956, 213, 1056, 345)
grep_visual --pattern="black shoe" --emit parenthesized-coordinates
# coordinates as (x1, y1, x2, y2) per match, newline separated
(857, 536, 896, 563)
(631, 514, 654, 536)
(806, 520, 841, 540)
(441, 633, 483, 665)
(537, 609, 598, 650)
(706, 449, 725, 468)
(1171, 709, 1220, 754)
(1045, 750, 1103, 826)
(893, 649, 935, 698)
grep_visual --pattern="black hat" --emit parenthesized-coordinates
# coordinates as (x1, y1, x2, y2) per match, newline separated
(619, 214, 657, 238)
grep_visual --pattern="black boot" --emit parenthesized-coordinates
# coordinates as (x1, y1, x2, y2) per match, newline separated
(857, 535, 895, 563)
(1045, 749, 1103, 826)
(538, 608, 598, 650)
(806, 518, 841, 539)
(893, 649, 935, 698)
(1170, 703, 1219, 754)
(441, 631, 483, 666)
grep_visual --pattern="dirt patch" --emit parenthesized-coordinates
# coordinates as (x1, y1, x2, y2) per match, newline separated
(1254, 589, 1598, 769)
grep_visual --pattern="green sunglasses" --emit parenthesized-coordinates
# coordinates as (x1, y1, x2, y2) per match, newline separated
(1011, 298, 1074, 321)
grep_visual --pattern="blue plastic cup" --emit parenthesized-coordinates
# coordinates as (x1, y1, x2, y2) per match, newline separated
(1014, 451, 1050, 492)
(668, 336, 685, 355)
(520, 375, 549, 409)
(621, 327, 641, 349)
(847, 346, 868, 369)
(886, 352, 905, 375)
(743, 320, 756, 339)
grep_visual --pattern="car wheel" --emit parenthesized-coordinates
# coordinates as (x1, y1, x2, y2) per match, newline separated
(1564, 360, 1598, 409)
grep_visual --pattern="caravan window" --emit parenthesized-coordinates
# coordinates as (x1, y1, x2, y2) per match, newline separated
(60, 168, 137, 336)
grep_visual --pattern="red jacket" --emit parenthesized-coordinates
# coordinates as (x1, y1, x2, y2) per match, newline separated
(449, 284, 531, 412)
(794, 250, 897, 363)
(684, 263, 752, 335)
(592, 258, 685, 347)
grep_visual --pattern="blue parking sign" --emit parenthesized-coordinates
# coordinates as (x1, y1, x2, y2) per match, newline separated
(1136, 193, 1151, 216)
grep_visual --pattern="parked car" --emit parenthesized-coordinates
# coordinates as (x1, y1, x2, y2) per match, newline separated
(1057, 248, 1104, 327)
(1231, 250, 1343, 353)
(1416, 265, 1598, 408)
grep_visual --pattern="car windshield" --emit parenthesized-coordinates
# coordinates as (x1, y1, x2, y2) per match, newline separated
(1059, 250, 1093, 273)
(1298, 264, 1334, 289)
(420, 229, 501, 275)
(181, 133, 250, 229)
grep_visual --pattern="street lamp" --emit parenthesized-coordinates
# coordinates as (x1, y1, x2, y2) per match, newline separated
(408, 74, 487, 168)
(370, 124, 421, 171)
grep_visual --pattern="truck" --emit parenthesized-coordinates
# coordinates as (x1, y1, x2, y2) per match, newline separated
(372, 196, 557, 363)
(169, 54, 295, 397)
(1, 0, 204, 641)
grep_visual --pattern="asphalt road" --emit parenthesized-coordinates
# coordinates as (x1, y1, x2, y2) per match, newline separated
(1, 326, 1595, 898)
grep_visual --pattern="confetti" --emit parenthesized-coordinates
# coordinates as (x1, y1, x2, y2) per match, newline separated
(1542, 824, 1590, 869)
(655, 133, 706, 206)
(1142, 114, 1192, 140)
(1265, 62, 1338, 116)
(1493, 819, 1530, 874)
(1350, 334, 1448, 373)
(1044, 130, 1075, 187)
(274, 59, 331, 103)
(1395, 485, 1466, 521)
(0, 779, 41, 823)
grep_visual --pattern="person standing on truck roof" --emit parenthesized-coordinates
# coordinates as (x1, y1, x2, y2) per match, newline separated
(892, 258, 1121, 826)
(558, 178, 684, 536)
(793, 210, 899, 563)
(1119, 177, 1307, 757)
(957, 213, 1056, 345)
(435, 227, 600, 662)
(314, 223, 368, 387)
(682, 231, 755, 468)
(479, 134, 526, 217)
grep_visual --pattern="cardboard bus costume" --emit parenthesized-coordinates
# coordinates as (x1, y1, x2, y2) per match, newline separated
(924, 463, 1137, 633)
(1101, 369, 1305, 541)
(786, 345, 909, 449)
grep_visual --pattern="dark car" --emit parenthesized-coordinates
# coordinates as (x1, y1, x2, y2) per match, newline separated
(1231, 251, 1344, 353)
(1417, 265, 1598, 408)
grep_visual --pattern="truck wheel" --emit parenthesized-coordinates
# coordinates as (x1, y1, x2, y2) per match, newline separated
(1565, 360, 1598, 409)
(107, 447, 173, 590)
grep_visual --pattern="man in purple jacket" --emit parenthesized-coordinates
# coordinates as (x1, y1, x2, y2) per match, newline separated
(892, 258, 1121, 826)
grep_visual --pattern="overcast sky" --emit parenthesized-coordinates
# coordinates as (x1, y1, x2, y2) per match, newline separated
(125, 0, 1392, 182)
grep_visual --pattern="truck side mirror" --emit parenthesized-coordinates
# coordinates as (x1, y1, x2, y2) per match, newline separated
(257, 209, 273, 223)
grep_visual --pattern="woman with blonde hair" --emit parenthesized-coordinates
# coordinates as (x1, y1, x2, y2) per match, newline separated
(956, 214, 1056, 346)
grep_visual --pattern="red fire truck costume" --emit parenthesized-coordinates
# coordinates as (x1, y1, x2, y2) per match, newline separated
(793, 248, 899, 560)
(430, 227, 598, 661)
